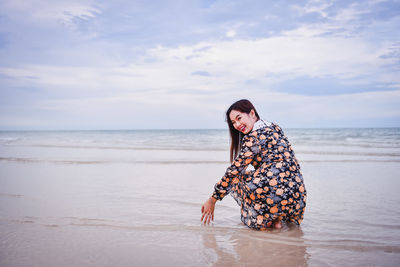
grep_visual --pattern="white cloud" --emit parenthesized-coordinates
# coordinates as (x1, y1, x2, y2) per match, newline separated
(294, 0, 398, 39)
(298, 0, 334, 18)
(0, 0, 101, 29)
(2, 27, 397, 97)
(226, 30, 236, 38)
(296, 0, 377, 21)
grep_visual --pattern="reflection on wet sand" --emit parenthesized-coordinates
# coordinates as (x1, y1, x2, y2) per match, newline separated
(202, 223, 309, 266)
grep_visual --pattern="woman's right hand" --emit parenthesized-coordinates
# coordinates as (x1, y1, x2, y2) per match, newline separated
(201, 196, 216, 225)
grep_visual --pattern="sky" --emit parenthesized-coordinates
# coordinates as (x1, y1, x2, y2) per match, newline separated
(0, 0, 399, 130)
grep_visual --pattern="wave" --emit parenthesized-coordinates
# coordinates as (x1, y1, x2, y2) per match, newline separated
(3, 215, 399, 254)
(0, 157, 229, 165)
(302, 159, 400, 163)
(2, 144, 400, 160)
(1, 215, 240, 232)
(0, 193, 24, 198)
(293, 141, 400, 150)
(1, 156, 400, 165)
(2, 140, 400, 157)
(0, 157, 108, 164)
(4, 143, 228, 152)
(6, 141, 400, 150)
(296, 150, 400, 157)
(0, 137, 21, 143)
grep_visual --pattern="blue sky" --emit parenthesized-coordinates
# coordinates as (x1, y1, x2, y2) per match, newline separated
(0, 0, 399, 129)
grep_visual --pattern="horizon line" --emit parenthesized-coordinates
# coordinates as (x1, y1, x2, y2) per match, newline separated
(1, 126, 400, 132)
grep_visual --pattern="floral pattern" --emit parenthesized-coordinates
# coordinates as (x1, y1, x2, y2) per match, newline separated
(212, 122, 307, 230)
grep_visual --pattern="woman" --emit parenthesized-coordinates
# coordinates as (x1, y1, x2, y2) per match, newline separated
(201, 99, 306, 230)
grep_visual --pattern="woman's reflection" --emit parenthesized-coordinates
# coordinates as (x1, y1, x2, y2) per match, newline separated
(201, 223, 309, 266)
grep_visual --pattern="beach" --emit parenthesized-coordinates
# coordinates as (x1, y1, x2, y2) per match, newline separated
(1, 128, 400, 266)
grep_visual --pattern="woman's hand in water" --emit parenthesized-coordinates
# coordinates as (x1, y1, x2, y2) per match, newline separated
(201, 196, 216, 225)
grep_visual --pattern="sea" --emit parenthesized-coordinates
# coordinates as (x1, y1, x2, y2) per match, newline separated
(0, 127, 399, 266)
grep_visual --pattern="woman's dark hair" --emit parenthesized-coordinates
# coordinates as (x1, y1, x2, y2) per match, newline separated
(226, 99, 260, 162)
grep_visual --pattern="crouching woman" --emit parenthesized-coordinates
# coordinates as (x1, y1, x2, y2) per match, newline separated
(201, 99, 307, 230)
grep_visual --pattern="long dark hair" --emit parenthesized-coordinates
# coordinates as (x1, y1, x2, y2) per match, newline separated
(226, 99, 260, 162)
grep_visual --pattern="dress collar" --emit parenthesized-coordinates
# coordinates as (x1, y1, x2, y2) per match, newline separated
(252, 119, 271, 131)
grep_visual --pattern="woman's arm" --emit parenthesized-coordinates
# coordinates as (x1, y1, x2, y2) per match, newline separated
(200, 133, 259, 225)
(212, 132, 260, 201)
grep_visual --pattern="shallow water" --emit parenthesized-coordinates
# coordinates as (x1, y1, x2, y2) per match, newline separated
(0, 128, 399, 266)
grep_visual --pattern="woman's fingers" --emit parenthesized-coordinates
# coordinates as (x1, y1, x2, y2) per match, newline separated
(200, 199, 215, 225)
(204, 213, 210, 225)
(202, 211, 214, 225)
(210, 212, 214, 224)
(201, 211, 213, 225)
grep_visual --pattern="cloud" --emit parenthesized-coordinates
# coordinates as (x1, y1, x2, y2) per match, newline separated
(296, 0, 334, 18)
(0, 28, 398, 98)
(226, 30, 236, 38)
(0, 0, 102, 27)
(191, 71, 211, 77)
(0, 0, 399, 129)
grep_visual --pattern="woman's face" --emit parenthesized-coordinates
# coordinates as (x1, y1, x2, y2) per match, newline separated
(229, 109, 258, 134)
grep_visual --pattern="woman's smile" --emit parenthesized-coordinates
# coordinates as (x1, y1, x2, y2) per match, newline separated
(229, 109, 257, 135)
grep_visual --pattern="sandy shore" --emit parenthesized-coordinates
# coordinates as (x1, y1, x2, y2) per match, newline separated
(1, 157, 400, 266)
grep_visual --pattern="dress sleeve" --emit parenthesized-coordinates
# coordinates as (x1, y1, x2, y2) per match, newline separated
(212, 132, 260, 201)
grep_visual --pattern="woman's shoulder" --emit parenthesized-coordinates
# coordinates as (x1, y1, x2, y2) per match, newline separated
(253, 119, 281, 132)
(253, 119, 272, 130)
(245, 120, 283, 139)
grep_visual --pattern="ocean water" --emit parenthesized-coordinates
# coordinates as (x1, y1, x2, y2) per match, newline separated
(0, 128, 399, 266)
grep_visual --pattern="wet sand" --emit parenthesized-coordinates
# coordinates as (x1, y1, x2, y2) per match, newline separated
(1, 158, 399, 266)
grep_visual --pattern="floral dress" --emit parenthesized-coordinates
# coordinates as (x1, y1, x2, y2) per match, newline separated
(212, 120, 307, 230)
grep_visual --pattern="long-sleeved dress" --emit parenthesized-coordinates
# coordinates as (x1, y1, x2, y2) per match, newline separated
(212, 120, 307, 230)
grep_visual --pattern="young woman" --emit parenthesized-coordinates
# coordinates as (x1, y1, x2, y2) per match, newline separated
(201, 99, 307, 230)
